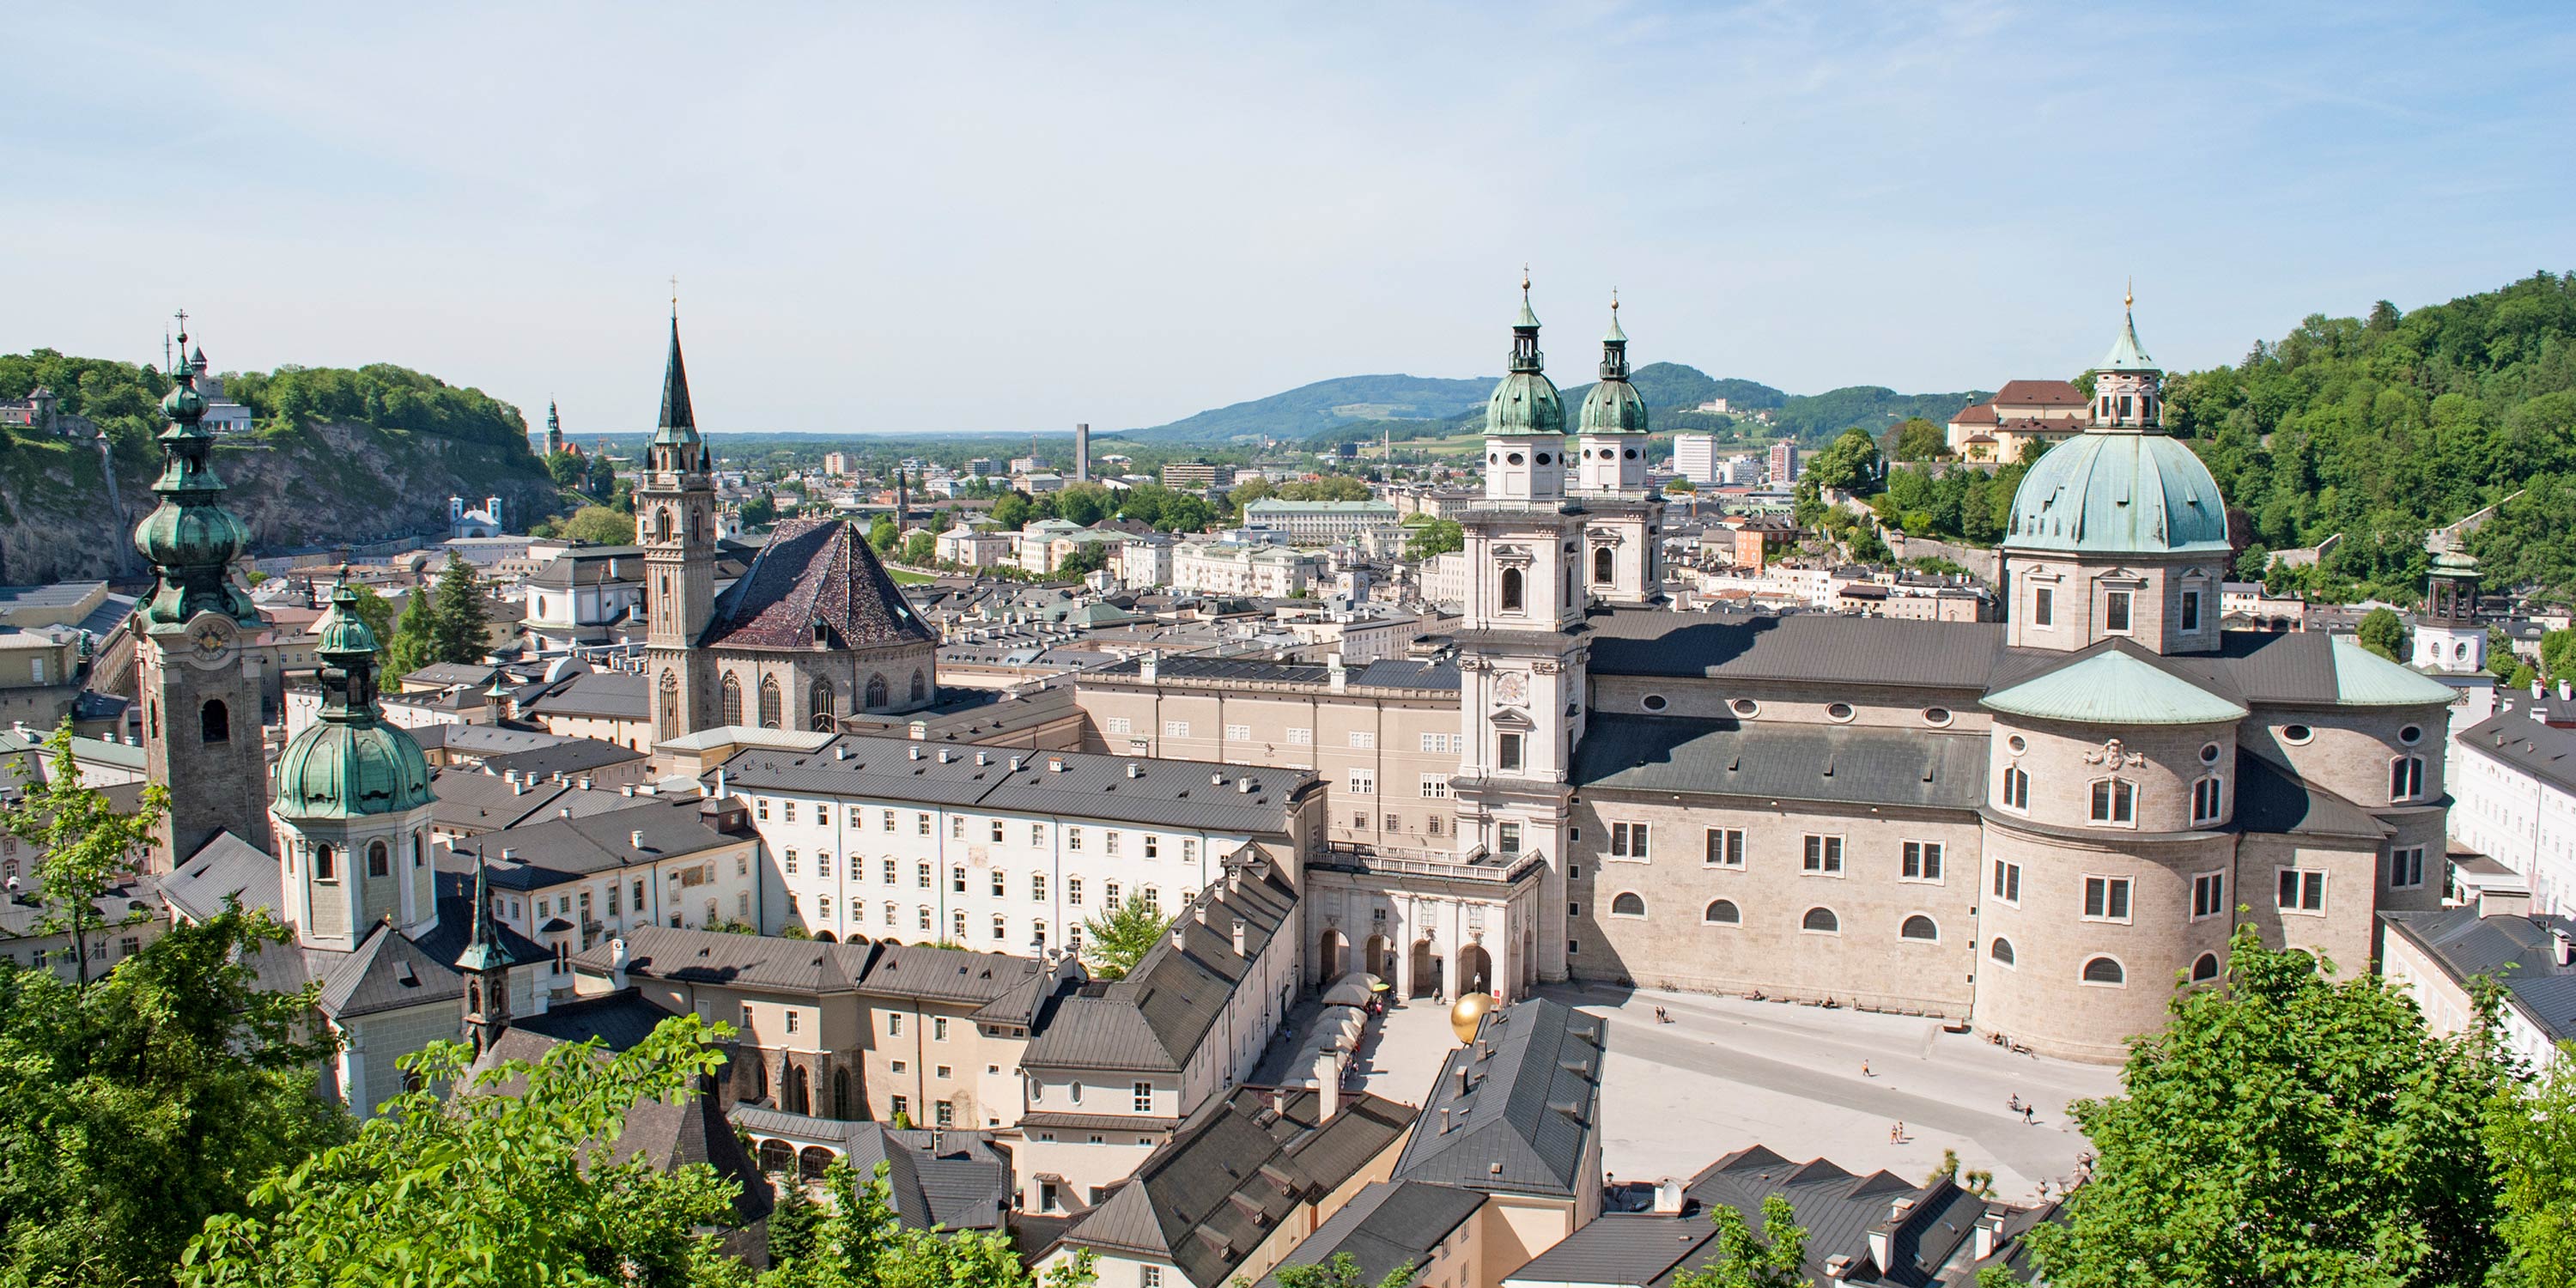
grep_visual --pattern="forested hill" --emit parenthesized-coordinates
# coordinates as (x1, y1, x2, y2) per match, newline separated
(1115, 374, 1493, 443)
(0, 351, 563, 581)
(2160, 270, 2576, 600)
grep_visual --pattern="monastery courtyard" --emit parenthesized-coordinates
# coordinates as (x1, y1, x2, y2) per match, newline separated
(1279, 985, 2121, 1205)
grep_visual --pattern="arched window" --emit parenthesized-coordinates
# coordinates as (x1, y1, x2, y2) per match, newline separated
(866, 674, 889, 708)
(1609, 892, 1646, 918)
(785, 1064, 811, 1115)
(834, 1068, 853, 1120)
(2081, 956, 2126, 986)
(809, 679, 835, 731)
(799, 1146, 831, 1182)
(654, 508, 673, 542)
(759, 1139, 793, 1173)
(720, 674, 743, 726)
(1704, 899, 1740, 925)
(1500, 568, 1524, 612)
(313, 843, 337, 882)
(1801, 907, 1839, 934)
(2390, 755, 2426, 802)
(757, 676, 782, 729)
(200, 700, 230, 744)
(1899, 914, 1939, 941)
(1593, 547, 1614, 585)
(368, 841, 389, 878)
(1989, 937, 2015, 966)
(2191, 775, 2224, 825)
(658, 669, 680, 735)
(909, 670, 927, 702)
(2191, 952, 2221, 982)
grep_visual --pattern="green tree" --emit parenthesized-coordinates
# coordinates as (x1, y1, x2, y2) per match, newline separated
(2025, 927, 2509, 1288)
(1055, 483, 1115, 526)
(1886, 416, 1946, 462)
(0, 902, 349, 1287)
(385, 577, 439, 677)
(738, 492, 778, 528)
(2512, 661, 2543, 690)
(868, 515, 899, 553)
(546, 449, 587, 489)
(561, 504, 637, 545)
(2357, 605, 2408, 661)
(183, 1015, 752, 1288)
(1802, 428, 1884, 496)
(2492, 628, 2523, 679)
(340, 583, 396, 659)
(2490, 1040, 2576, 1288)
(1078, 899, 1172, 981)
(1267, 1251, 1418, 1288)
(1406, 517, 1464, 558)
(2234, 544, 2271, 581)
(1056, 543, 1112, 580)
(428, 553, 494, 665)
(2544, 628, 2576, 681)
(902, 531, 937, 565)
(768, 1179, 823, 1267)
(1673, 1195, 1807, 1288)
(1665, 477, 1698, 494)
(991, 491, 1035, 531)
(767, 1156, 1095, 1288)
(3, 720, 169, 987)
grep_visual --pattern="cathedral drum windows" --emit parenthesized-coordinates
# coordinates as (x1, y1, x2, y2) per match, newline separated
(2081, 876, 2132, 923)
(2088, 777, 2138, 826)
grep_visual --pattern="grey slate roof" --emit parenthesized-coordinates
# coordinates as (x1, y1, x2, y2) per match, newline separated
(581, 924, 875, 994)
(720, 734, 1315, 837)
(1086, 654, 1461, 695)
(475, 737, 649, 781)
(438, 797, 750, 892)
(2383, 906, 2576, 1042)
(428, 769, 644, 833)
(313, 920, 465, 1020)
(528, 670, 650, 721)
(726, 1108, 1012, 1230)
(1024, 860, 1296, 1075)
(1394, 997, 1604, 1200)
(1572, 714, 1986, 812)
(2455, 711, 2576, 796)
(160, 829, 282, 921)
(1255, 1180, 1484, 1288)
(507, 988, 682, 1051)
(854, 940, 1057, 1022)
(1057, 1085, 1417, 1288)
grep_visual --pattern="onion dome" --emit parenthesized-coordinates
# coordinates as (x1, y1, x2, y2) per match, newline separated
(1485, 275, 1565, 436)
(134, 324, 259, 629)
(274, 576, 432, 819)
(1578, 296, 1649, 434)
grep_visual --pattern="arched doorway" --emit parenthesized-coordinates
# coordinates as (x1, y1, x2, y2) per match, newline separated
(1317, 928, 1348, 982)
(784, 1063, 811, 1115)
(1410, 939, 1443, 999)
(1457, 943, 1493, 995)
(1364, 934, 1396, 981)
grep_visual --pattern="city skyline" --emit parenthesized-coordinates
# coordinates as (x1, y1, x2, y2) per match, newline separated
(5, 3, 2569, 434)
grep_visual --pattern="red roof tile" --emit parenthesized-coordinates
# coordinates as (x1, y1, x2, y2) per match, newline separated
(699, 519, 938, 652)
(1993, 380, 2085, 407)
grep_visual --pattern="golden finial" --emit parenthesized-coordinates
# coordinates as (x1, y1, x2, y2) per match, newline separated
(2124, 277, 2134, 310)
(1522, 263, 1531, 294)
(670, 275, 680, 316)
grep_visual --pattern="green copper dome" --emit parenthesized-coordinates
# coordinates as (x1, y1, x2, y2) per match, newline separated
(2004, 431, 2231, 556)
(1486, 283, 1565, 437)
(275, 577, 432, 820)
(161, 380, 206, 422)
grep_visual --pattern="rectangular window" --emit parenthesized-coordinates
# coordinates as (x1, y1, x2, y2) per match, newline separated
(786, 1010, 799, 1034)
(918, 812, 932, 835)
(2083, 875, 2133, 921)
(1420, 775, 1452, 799)
(1182, 839, 1196, 862)
(740, 1002, 754, 1031)
(1144, 835, 1159, 859)
(816, 805, 830, 826)
(1902, 841, 1943, 882)
(1498, 822, 1522, 854)
(890, 1095, 908, 1118)
(1497, 732, 1524, 774)
(1348, 730, 1376, 749)
(888, 1013, 903, 1036)
(1067, 827, 1083, 852)
(882, 810, 896, 833)
(2278, 868, 2328, 914)
(934, 1016, 949, 1041)
(1705, 829, 1745, 867)
(1163, 720, 1189, 738)
(2032, 586, 2054, 628)
(1287, 727, 1313, 745)
(1105, 831, 1121, 856)
(953, 866, 966, 892)
(936, 1103, 955, 1127)
(2002, 766, 2031, 811)
(817, 853, 832, 878)
(1106, 716, 1132, 735)
(1134, 1081, 1153, 1112)
(1031, 823, 1045, 846)
(2105, 590, 2133, 633)
(1142, 1269, 1163, 1288)
(1801, 834, 1844, 874)
(784, 849, 799, 875)
(918, 861, 932, 888)
(1032, 873, 1046, 901)
(952, 816, 966, 839)
(1224, 723, 1249, 742)
(991, 870, 1006, 896)
(1069, 877, 1084, 905)
(1608, 822, 1650, 859)
(884, 858, 897, 884)
(2191, 872, 2227, 919)
(2180, 588, 2202, 632)
(1384, 813, 1401, 831)
(783, 801, 796, 823)
(989, 819, 1004, 842)
(1991, 859, 2022, 905)
(2390, 846, 2426, 890)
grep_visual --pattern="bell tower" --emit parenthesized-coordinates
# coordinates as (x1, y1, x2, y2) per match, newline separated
(1570, 295, 1663, 607)
(456, 854, 513, 1056)
(639, 312, 719, 742)
(134, 315, 272, 866)
(2413, 550, 2487, 674)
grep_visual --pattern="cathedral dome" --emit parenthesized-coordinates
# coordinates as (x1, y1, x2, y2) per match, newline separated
(2002, 430, 2232, 557)
(1578, 376, 1648, 434)
(274, 719, 433, 818)
(1487, 370, 1566, 437)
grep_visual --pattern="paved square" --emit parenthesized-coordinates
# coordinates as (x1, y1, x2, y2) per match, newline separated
(1320, 984, 2122, 1203)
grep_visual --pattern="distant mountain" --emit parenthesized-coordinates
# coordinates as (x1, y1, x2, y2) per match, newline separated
(1558, 363, 1787, 416)
(1768, 386, 1989, 440)
(1114, 374, 1493, 444)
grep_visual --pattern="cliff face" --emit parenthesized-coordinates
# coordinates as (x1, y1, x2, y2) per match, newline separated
(0, 422, 566, 583)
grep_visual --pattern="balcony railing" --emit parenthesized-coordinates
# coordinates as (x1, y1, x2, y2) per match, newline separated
(1315, 841, 1544, 884)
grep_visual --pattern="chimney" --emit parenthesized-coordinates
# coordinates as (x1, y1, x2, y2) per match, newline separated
(501, 848, 518, 862)
(975, 750, 990, 766)
(1048, 756, 1066, 773)
(1319, 1066, 1340, 1121)
(1139, 653, 1158, 684)
(630, 829, 646, 850)
(909, 745, 924, 760)
(1328, 653, 1347, 694)
(1127, 762, 1143, 779)
(1439, 1107, 1451, 1133)
(1973, 1212, 2005, 1261)
(1171, 924, 1186, 948)
(623, 784, 637, 797)
(1231, 918, 1246, 957)
(1455, 1064, 1471, 1097)
(608, 936, 629, 990)
(1236, 776, 1254, 793)
(714, 768, 727, 799)
(2555, 925, 2575, 968)
(1009, 756, 1024, 773)
(2479, 886, 2535, 920)
(1653, 1177, 1685, 1214)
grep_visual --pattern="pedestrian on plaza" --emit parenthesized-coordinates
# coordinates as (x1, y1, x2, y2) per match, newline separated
(1861, 1061, 1873, 1078)
(1890, 1121, 1904, 1145)
(2008, 1093, 2021, 1114)
(2022, 1105, 2037, 1126)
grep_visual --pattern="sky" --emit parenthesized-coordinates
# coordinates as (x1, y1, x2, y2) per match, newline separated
(5, 3, 2571, 436)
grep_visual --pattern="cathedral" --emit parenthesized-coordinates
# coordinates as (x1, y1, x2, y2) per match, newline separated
(1077, 284, 2462, 1061)
(635, 317, 940, 742)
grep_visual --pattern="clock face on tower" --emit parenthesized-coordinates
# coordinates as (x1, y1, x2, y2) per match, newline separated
(185, 616, 234, 664)
(1495, 671, 1528, 706)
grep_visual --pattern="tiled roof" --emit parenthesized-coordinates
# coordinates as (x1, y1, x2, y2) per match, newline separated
(2383, 906, 2576, 1042)
(1394, 998, 1604, 1200)
(726, 1109, 1012, 1230)
(313, 920, 465, 1020)
(2232, 749, 2389, 841)
(161, 829, 282, 921)
(1990, 380, 2085, 408)
(2456, 711, 2576, 796)
(1255, 1181, 1485, 1288)
(1982, 647, 2247, 725)
(529, 671, 650, 720)
(1574, 714, 1986, 811)
(1024, 862, 1297, 1075)
(720, 735, 1315, 836)
(439, 798, 750, 890)
(699, 518, 939, 652)
(577, 924, 873, 994)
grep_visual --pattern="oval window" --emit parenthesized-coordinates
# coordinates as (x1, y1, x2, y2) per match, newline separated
(1923, 708, 1953, 726)
(1730, 698, 1760, 719)
(1641, 695, 1668, 712)
(2281, 725, 2314, 745)
(1826, 702, 1856, 722)
(2200, 742, 2222, 765)
(1488, 453, 1499, 464)
(2006, 734, 2027, 754)
(1507, 453, 1526, 466)
(1535, 453, 1552, 465)
(1624, 447, 1638, 459)
(2398, 724, 2423, 745)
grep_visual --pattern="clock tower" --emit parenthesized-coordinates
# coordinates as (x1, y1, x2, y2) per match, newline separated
(133, 319, 273, 865)
(638, 313, 720, 741)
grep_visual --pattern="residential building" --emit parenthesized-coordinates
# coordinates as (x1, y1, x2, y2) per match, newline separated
(938, 523, 1017, 569)
(1391, 999, 1606, 1274)
(1765, 440, 1797, 485)
(2450, 707, 2576, 914)
(730, 1110, 1013, 1230)
(1172, 541, 1322, 598)
(1670, 434, 1718, 486)
(2383, 884, 2576, 1070)
(1242, 499, 1402, 543)
(519, 545, 645, 652)
(1162, 461, 1232, 490)
(1947, 379, 2090, 462)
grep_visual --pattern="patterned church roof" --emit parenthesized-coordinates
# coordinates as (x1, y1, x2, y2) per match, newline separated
(697, 518, 938, 652)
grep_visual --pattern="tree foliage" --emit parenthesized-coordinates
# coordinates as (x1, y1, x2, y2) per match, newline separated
(2490, 1041, 2576, 1288)
(1673, 1194, 1807, 1288)
(385, 576, 440, 677)
(763, 1156, 1095, 1288)
(1078, 898, 1172, 981)
(2026, 927, 2509, 1287)
(183, 1016, 753, 1288)
(225, 362, 535, 454)
(3, 720, 169, 987)
(1266, 1251, 1418, 1288)
(0, 902, 349, 1288)
(2358, 606, 2408, 661)
(1056, 543, 1113, 579)
(559, 504, 637, 546)
(429, 552, 495, 665)
(1405, 516, 1464, 558)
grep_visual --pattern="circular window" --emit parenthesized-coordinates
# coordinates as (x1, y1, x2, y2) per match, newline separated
(1624, 447, 1638, 459)
(2006, 734, 2027, 754)
(1826, 702, 1856, 723)
(2399, 724, 2423, 745)
(1507, 453, 1525, 466)
(1535, 453, 1552, 465)
(1730, 698, 1760, 719)
(1488, 453, 1499, 464)
(1641, 695, 1668, 712)
(1923, 707, 1953, 726)
(2199, 742, 2222, 765)
(2281, 725, 2314, 745)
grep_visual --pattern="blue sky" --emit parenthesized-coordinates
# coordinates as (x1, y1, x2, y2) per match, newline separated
(4, 3, 2568, 434)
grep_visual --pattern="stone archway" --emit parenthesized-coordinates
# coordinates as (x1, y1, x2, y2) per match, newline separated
(1317, 928, 1348, 983)
(1457, 943, 1493, 996)
(1364, 934, 1397, 981)
(1409, 939, 1443, 999)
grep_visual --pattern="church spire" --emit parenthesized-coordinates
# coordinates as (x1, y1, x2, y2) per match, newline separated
(135, 313, 259, 630)
(654, 315, 698, 444)
(1599, 292, 1630, 381)
(1510, 268, 1544, 374)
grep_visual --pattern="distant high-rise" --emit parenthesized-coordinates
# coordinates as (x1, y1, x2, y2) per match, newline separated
(1767, 440, 1799, 485)
(1073, 423, 1091, 483)
(1672, 433, 1719, 485)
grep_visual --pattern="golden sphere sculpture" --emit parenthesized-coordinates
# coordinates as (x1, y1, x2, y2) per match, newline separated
(1449, 991, 1498, 1044)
